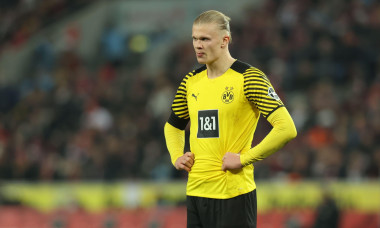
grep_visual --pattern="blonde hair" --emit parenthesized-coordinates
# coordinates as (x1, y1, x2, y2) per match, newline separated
(194, 10, 232, 43)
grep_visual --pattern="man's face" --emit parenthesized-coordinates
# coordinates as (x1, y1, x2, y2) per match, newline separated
(192, 23, 225, 65)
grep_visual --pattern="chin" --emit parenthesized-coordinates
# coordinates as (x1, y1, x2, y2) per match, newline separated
(196, 58, 206, 64)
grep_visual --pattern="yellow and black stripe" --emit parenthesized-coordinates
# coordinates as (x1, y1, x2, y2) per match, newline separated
(168, 65, 207, 130)
(243, 67, 284, 118)
(172, 75, 190, 119)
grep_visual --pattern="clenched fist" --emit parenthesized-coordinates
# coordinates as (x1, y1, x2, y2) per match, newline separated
(222, 152, 243, 171)
(175, 152, 195, 172)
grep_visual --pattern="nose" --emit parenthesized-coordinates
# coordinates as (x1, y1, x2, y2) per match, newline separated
(193, 40, 202, 49)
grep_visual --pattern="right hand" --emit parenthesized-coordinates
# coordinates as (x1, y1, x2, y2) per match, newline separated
(175, 152, 194, 172)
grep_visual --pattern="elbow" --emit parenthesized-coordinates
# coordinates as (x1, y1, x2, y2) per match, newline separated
(280, 124, 297, 143)
(164, 122, 168, 135)
(287, 126, 297, 141)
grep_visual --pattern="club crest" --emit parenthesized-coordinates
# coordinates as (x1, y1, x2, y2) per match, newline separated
(221, 86, 234, 104)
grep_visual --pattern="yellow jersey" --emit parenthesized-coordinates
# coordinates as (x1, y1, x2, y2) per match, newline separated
(168, 60, 284, 199)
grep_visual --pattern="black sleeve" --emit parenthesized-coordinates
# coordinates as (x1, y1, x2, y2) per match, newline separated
(167, 111, 189, 130)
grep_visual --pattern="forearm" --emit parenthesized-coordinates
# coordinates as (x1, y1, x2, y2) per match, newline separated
(164, 122, 185, 166)
(240, 107, 297, 166)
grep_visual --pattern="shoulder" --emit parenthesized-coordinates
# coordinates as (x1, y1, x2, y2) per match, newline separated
(180, 65, 207, 86)
(230, 60, 267, 81)
(186, 65, 207, 79)
(192, 64, 207, 76)
(230, 60, 252, 74)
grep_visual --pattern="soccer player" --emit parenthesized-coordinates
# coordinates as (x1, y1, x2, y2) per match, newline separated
(164, 10, 297, 228)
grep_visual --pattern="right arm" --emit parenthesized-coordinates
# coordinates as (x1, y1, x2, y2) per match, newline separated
(164, 122, 194, 172)
(164, 73, 194, 172)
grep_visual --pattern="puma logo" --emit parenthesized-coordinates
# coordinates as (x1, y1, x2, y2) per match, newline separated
(192, 93, 199, 101)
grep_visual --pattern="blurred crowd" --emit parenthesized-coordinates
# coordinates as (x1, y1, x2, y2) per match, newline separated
(0, 0, 379, 181)
(0, 0, 91, 50)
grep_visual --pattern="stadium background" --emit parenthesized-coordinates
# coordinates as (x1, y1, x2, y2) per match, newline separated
(0, 0, 379, 227)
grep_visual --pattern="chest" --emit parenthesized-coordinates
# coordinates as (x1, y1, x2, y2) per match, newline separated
(187, 75, 246, 115)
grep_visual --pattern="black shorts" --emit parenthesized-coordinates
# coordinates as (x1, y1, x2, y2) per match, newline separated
(186, 190, 257, 228)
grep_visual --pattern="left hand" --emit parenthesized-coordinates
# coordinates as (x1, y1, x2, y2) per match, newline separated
(222, 152, 243, 171)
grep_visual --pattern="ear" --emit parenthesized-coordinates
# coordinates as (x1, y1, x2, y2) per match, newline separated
(221, 35, 230, 48)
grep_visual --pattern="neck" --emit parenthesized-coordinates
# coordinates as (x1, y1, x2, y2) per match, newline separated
(206, 53, 236, 79)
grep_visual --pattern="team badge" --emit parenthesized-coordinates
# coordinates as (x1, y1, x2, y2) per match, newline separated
(268, 87, 280, 100)
(221, 86, 234, 104)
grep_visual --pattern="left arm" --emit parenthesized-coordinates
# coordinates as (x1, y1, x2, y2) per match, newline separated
(222, 106, 297, 170)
